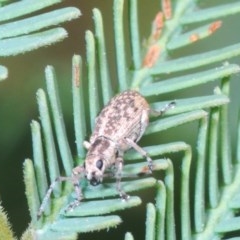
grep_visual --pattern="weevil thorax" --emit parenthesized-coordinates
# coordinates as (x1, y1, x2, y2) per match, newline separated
(84, 137, 117, 186)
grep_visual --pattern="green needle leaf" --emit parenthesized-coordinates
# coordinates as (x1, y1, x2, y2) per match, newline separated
(51, 215, 122, 233)
(145, 203, 156, 240)
(0, 0, 62, 22)
(0, 65, 8, 80)
(125, 232, 134, 240)
(93, 8, 113, 104)
(65, 196, 141, 217)
(0, 28, 68, 56)
(0, 7, 80, 39)
(181, 2, 240, 24)
(0, 203, 15, 240)
(140, 64, 240, 96)
(45, 66, 74, 175)
(114, 0, 128, 91)
(150, 48, 240, 75)
(23, 159, 40, 225)
(72, 55, 86, 159)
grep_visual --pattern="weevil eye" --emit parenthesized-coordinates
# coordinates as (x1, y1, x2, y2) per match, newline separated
(96, 159, 103, 170)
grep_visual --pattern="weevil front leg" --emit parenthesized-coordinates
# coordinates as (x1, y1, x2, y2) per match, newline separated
(37, 175, 71, 219)
(64, 166, 85, 212)
(37, 166, 85, 219)
(115, 152, 130, 200)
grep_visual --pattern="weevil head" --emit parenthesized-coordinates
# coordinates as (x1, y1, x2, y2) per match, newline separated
(84, 137, 117, 186)
(84, 155, 105, 186)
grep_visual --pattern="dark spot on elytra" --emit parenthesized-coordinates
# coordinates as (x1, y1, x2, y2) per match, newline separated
(129, 99, 135, 107)
(101, 139, 110, 149)
(94, 125, 101, 133)
(104, 128, 113, 135)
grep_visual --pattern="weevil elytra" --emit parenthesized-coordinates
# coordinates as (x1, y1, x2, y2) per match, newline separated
(37, 90, 175, 218)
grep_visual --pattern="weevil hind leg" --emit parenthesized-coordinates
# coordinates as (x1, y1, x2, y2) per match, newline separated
(124, 137, 153, 173)
(115, 153, 130, 200)
(150, 101, 176, 116)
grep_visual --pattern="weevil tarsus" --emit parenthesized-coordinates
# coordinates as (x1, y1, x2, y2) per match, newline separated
(150, 100, 176, 116)
(68, 166, 85, 210)
(115, 153, 130, 200)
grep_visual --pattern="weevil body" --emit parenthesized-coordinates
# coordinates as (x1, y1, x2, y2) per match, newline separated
(37, 90, 175, 218)
(84, 90, 151, 186)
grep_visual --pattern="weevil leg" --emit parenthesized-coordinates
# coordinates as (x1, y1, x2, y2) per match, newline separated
(150, 101, 176, 116)
(65, 166, 85, 212)
(37, 175, 72, 219)
(83, 140, 91, 149)
(37, 166, 85, 219)
(115, 153, 130, 200)
(124, 137, 153, 172)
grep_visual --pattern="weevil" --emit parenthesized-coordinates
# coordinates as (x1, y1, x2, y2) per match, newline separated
(37, 90, 175, 218)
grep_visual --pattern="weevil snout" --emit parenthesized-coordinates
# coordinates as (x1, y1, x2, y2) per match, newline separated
(90, 175, 101, 186)
(87, 170, 103, 186)
(84, 156, 105, 186)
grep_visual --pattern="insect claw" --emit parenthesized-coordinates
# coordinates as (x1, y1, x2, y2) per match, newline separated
(65, 199, 81, 212)
(120, 193, 130, 201)
(147, 158, 153, 173)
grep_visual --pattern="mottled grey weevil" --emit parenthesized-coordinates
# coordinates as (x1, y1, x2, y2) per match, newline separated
(37, 90, 175, 218)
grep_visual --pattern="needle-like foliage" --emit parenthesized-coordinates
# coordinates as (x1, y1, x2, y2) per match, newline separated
(0, 0, 81, 81)
(1, 0, 240, 239)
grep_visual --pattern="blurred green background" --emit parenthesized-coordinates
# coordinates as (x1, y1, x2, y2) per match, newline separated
(0, 0, 240, 238)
